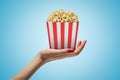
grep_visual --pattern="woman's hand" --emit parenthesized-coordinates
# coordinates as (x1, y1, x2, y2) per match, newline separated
(12, 40, 87, 80)
(39, 40, 87, 64)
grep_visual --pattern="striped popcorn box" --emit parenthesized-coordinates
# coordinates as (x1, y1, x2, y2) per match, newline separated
(46, 22, 79, 50)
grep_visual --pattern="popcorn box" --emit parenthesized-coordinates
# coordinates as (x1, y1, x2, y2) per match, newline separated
(46, 22, 79, 50)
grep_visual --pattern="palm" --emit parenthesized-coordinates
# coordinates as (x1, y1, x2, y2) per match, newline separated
(40, 40, 87, 63)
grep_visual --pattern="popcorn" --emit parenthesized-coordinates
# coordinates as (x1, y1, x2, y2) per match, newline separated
(47, 10, 78, 22)
(46, 10, 79, 49)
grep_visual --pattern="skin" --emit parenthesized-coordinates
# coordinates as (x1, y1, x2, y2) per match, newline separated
(11, 40, 87, 80)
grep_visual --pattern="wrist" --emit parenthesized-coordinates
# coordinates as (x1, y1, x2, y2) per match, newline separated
(36, 53, 46, 66)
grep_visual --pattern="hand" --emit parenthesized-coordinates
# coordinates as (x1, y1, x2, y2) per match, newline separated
(39, 40, 87, 64)
(11, 40, 87, 80)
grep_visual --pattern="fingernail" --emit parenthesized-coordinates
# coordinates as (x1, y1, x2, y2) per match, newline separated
(68, 49, 74, 53)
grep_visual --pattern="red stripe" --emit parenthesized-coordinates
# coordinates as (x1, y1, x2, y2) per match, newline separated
(61, 22, 64, 49)
(46, 22, 51, 48)
(68, 22, 73, 48)
(53, 22, 58, 49)
(74, 22, 79, 50)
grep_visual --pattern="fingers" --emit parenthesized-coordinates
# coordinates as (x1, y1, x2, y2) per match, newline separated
(77, 41, 81, 48)
(62, 40, 87, 58)
(44, 40, 86, 57)
(51, 40, 86, 55)
(74, 40, 87, 55)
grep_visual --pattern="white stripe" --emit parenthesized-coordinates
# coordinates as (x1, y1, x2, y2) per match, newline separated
(71, 22, 77, 49)
(64, 22, 69, 48)
(56, 22, 61, 49)
(49, 22, 54, 48)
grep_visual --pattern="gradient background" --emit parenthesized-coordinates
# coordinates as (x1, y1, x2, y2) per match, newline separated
(0, 0, 120, 80)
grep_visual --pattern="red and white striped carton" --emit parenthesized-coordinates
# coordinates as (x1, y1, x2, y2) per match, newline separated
(46, 22, 79, 50)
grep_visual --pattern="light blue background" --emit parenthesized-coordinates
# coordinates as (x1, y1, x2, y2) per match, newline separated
(0, 0, 120, 80)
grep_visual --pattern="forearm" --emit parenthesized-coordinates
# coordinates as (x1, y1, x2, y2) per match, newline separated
(11, 54, 44, 80)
